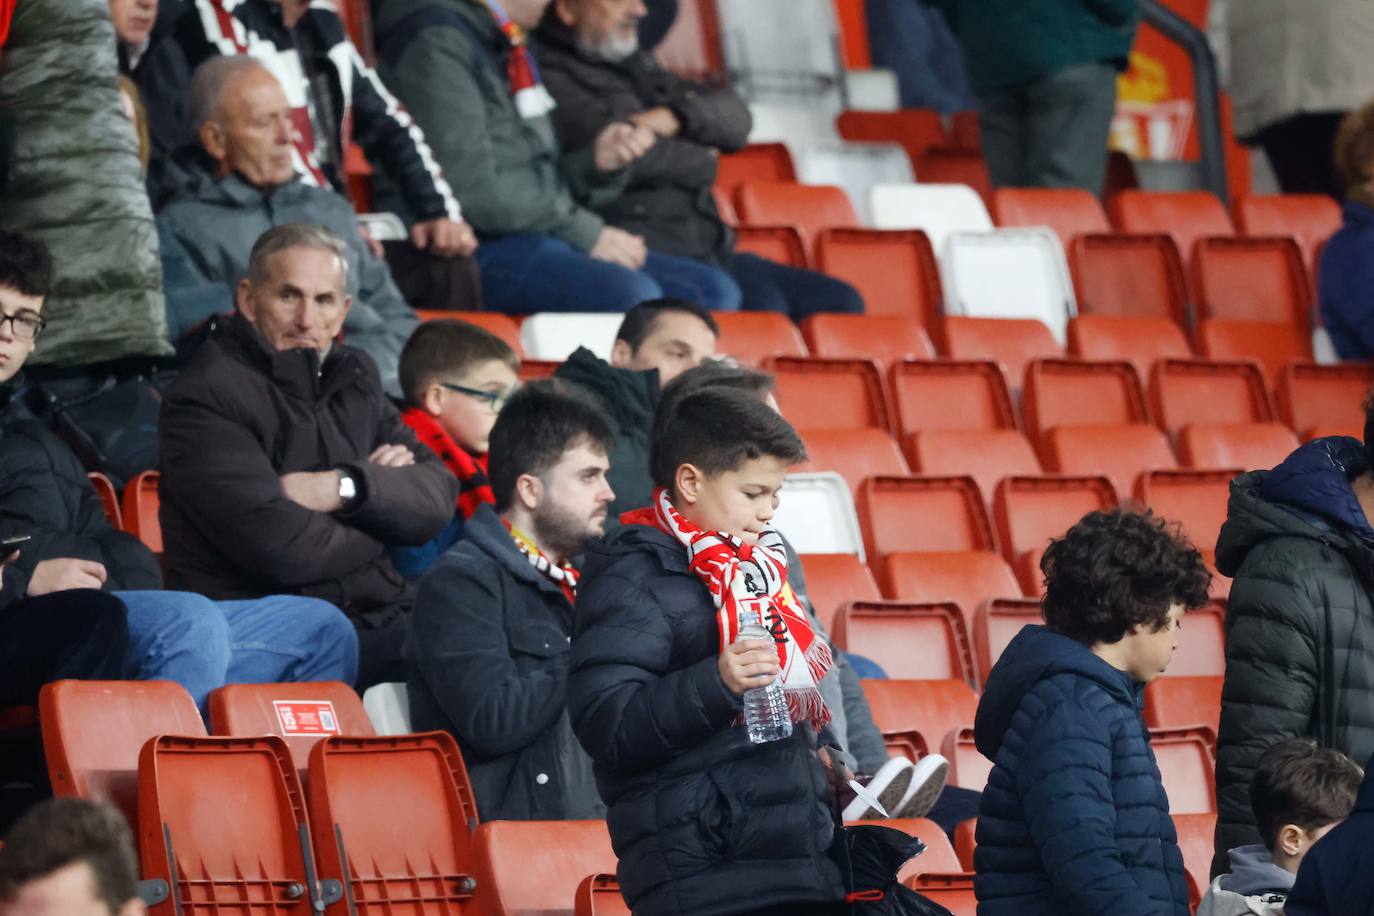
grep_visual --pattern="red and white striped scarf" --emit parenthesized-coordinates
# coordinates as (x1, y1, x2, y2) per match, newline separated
(627, 488, 833, 732)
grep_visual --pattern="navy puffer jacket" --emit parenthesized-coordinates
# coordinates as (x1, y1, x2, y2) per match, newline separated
(973, 625, 1189, 916)
(568, 523, 846, 915)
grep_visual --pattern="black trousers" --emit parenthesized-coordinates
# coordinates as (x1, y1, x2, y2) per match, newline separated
(382, 241, 484, 313)
(1253, 112, 1348, 200)
(0, 589, 129, 707)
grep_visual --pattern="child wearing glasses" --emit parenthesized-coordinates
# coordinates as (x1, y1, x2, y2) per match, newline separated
(391, 319, 520, 577)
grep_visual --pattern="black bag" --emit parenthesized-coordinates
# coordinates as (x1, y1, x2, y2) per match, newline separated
(833, 824, 956, 916)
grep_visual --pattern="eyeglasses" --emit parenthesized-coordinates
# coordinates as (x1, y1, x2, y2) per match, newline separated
(440, 381, 518, 411)
(0, 312, 46, 341)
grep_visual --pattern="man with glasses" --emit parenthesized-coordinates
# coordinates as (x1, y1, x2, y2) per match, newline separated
(409, 380, 615, 820)
(390, 318, 521, 578)
(0, 229, 359, 715)
(159, 223, 459, 689)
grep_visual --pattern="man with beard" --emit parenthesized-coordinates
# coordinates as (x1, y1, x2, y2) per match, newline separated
(408, 380, 616, 820)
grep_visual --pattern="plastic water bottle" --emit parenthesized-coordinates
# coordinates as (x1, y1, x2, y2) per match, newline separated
(737, 607, 793, 744)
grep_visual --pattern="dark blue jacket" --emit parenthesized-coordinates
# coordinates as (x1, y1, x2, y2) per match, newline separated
(973, 625, 1189, 916)
(1318, 198, 1374, 360)
(1285, 753, 1374, 915)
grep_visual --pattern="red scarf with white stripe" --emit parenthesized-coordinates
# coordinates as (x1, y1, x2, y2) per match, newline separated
(623, 488, 833, 732)
(400, 408, 494, 520)
(483, 0, 556, 119)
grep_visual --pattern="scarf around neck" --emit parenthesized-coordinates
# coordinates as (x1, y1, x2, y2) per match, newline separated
(401, 407, 495, 520)
(623, 488, 833, 732)
(506, 520, 579, 604)
(483, 0, 557, 119)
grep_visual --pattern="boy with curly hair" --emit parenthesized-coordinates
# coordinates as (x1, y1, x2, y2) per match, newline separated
(973, 508, 1212, 916)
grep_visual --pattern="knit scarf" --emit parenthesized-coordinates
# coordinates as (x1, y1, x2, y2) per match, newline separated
(483, 0, 557, 119)
(506, 521, 579, 605)
(623, 488, 833, 732)
(401, 408, 495, 520)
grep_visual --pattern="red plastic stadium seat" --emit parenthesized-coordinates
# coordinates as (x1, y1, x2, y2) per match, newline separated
(734, 182, 860, 253)
(905, 428, 1041, 504)
(473, 820, 618, 916)
(40, 680, 205, 830)
(1276, 363, 1374, 440)
(973, 598, 1042, 681)
(1167, 602, 1227, 678)
(88, 471, 123, 530)
(713, 187, 737, 225)
(576, 874, 631, 916)
(877, 551, 1021, 636)
(1196, 319, 1312, 385)
(915, 148, 993, 207)
(1150, 358, 1275, 435)
(1022, 358, 1150, 448)
(714, 142, 796, 196)
(1178, 423, 1300, 471)
(1173, 812, 1220, 907)
(1136, 470, 1237, 558)
(519, 359, 561, 381)
(862, 678, 980, 756)
(1109, 190, 1235, 264)
(1145, 676, 1223, 737)
(992, 188, 1111, 250)
(907, 874, 978, 915)
(942, 317, 1062, 391)
(836, 109, 948, 166)
(799, 553, 882, 634)
(1233, 194, 1340, 283)
(885, 731, 928, 763)
(954, 819, 977, 871)
(889, 359, 1018, 438)
(993, 475, 1120, 567)
(1193, 236, 1311, 326)
(139, 735, 319, 915)
(795, 427, 909, 496)
(942, 727, 991, 791)
(857, 475, 997, 560)
(1069, 233, 1190, 325)
(852, 818, 963, 879)
(308, 732, 481, 914)
(768, 357, 891, 432)
(814, 228, 943, 330)
(415, 311, 523, 357)
(1043, 424, 1178, 496)
(802, 314, 935, 369)
(208, 682, 375, 774)
(122, 470, 162, 554)
(1067, 315, 1193, 384)
(733, 224, 810, 269)
(1150, 727, 1217, 814)
(950, 111, 981, 151)
(712, 311, 808, 365)
(833, 601, 977, 683)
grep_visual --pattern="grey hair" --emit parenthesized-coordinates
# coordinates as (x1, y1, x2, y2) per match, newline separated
(246, 223, 350, 287)
(185, 55, 271, 136)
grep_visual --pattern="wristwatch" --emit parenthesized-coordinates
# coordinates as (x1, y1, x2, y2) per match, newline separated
(337, 470, 358, 508)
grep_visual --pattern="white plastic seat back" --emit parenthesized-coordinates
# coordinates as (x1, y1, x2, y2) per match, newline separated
(844, 68, 900, 111)
(868, 183, 993, 252)
(363, 683, 412, 735)
(520, 313, 624, 361)
(716, 0, 842, 111)
(795, 140, 913, 225)
(774, 472, 865, 561)
(748, 102, 838, 146)
(941, 228, 1078, 344)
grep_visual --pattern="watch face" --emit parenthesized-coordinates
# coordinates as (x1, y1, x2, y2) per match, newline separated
(339, 475, 357, 499)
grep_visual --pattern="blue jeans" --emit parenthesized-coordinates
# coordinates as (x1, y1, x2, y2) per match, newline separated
(118, 591, 359, 714)
(475, 231, 742, 313)
(730, 253, 866, 319)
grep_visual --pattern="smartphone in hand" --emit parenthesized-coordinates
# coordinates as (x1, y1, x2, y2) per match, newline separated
(0, 535, 31, 562)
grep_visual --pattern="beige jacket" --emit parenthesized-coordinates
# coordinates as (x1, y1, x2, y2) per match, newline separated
(1227, 0, 1374, 138)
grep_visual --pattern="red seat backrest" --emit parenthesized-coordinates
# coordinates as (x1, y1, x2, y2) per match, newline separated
(814, 228, 943, 330)
(1109, 190, 1235, 264)
(1276, 363, 1374, 439)
(973, 598, 1043, 682)
(992, 188, 1111, 250)
(833, 603, 977, 684)
(1195, 319, 1312, 387)
(889, 359, 1018, 437)
(798, 553, 882, 635)
(915, 148, 993, 207)
(1150, 358, 1275, 434)
(769, 357, 892, 432)
(993, 475, 1120, 565)
(795, 427, 909, 497)
(857, 475, 997, 559)
(414, 311, 523, 357)
(906, 428, 1041, 505)
(801, 314, 935, 370)
(712, 310, 808, 365)
(1043, 424, 1178, 496)
(941, 727, 991, 791)
(861, 677, 980, 756)
(1067, 315, 1193, 385)
(1069, 233, 1190, 325)
(1136, 470, 1238, 558)
(734, 182, 860, 253)
(575, 874, 632, 916)
(714, 143, 796, 195)
(1150, 728, 1217, 815)
(877, 551, 1021, 639)
(942, 317, 1063, 391)
(1145, 676, 1223, 737)
(1177, 422, 1300, 472)
(474, 820, 618, 915)
(1233, 194, 1340, 278)
(836, 109, 948, 166)
(122, 470, 162, 554)
(1022, 358, 1150, 446)
(733, 224, 810, 269)
(209, 682, 375, 775)
(1193, 236, 1311, 325)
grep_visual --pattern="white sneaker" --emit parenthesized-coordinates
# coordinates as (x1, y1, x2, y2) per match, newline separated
(843, 756, 914, 821)
(892, 753, 949, 820)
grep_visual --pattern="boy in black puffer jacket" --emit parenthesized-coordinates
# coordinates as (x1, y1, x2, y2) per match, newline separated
(569, 387, 847, 915)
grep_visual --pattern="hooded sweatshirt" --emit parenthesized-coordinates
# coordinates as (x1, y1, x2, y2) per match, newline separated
(1197, 845, 1292, 916)
(972, 625, 1189, 916)
(1212, 436, 1374, 875)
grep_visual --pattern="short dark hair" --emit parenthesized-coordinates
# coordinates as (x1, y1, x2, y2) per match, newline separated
(487, 379, 616, 511)
(0, 230, 55, 299)
(0, 799, 139, 913)
(1040, 508, 1211, 646)
(653, 361, 776, 445)
(1251, 738, 1362, 853)
(398, 319, 519, 406)
(651, 386, 806, 493)
(1334, 100, 1374, 188)
(614, 298, 719, 351)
